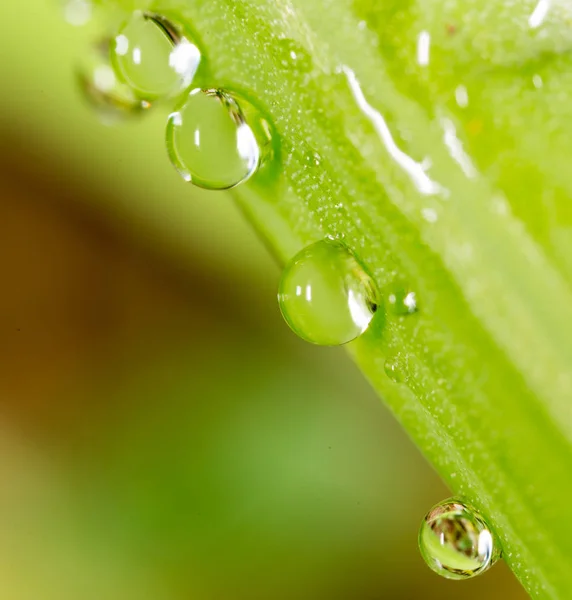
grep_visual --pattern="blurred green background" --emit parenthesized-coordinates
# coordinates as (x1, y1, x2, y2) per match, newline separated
(0, 1, 528, 598)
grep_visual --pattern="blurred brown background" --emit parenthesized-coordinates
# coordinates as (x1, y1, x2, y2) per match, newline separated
(0, 1, 527, 598)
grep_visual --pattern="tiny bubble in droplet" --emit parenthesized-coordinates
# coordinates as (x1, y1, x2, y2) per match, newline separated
(278, 239, 380, 345)
(419, 498, 501, 580)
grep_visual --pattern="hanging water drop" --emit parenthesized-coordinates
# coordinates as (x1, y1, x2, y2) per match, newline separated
(166, 88, 273, 190)
(419, 499, 501, 580)
(76, 38, 150, 123)
(277, 239, 379, 346)
(111, 11, 201, 101)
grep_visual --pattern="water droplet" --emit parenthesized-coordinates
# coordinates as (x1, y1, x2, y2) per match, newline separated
(278, 239, 379, 346)
(111, 11, 201, 101)
(387, 283, 418, 315)
(419, 499, 501, 580)
(384, 353, 409, 383)
(166, 88, 273, 190)
(76, 39, 150, 123)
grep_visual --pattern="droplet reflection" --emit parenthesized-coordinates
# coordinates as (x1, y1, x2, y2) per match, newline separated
(419, 499, 501, 580)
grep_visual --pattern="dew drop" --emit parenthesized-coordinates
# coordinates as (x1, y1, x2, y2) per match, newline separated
(387, 282, 418, 315)
(275, 38, 312, 74)
(76, 39, 150, 123)
(384, 353, 409, 383)
(277, 239, 379, 346)
(419, 499, 501, 580)
(166, 88, 273, 190)
(111, 11, 201, 101)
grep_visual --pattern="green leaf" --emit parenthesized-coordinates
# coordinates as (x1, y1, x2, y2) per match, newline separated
(106, 0, 572, 596)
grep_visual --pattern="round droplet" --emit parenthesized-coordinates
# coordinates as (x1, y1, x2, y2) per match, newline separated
(166, 88, 273, 190)
(387, 282, 418, 315)
(77, 39, 150, 123)
(111, 11, 201, 100)
(384, 353, 409, 383)
(419, 499, 501, 580)
(277, 239, 379, 346)
(274, 38, 312, 74)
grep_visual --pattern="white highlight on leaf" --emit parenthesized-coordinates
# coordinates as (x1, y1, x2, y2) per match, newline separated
(529, 0, 551, 29)
(421, 208, 438, 223)
(455, 85, 469, 108)
(441, 117, 478, 179)
(64, 0, 92, 26)
(341, 65, 447, 197)
(417, 31, 431, 67)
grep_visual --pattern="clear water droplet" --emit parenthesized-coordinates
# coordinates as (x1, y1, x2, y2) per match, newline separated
(278, 239, 379, 346)
(384, 353, 409, 383)
(76, 38, 150, 123)
(166, 88, 273, 190)
(111, 11, 201, 100)
(387, 283, 418, 315)
(419, 499, 501, 580)
(275, 38, 312, 74)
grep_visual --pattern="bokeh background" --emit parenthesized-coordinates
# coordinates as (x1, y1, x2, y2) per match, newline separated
(0, 2, 528, 598)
